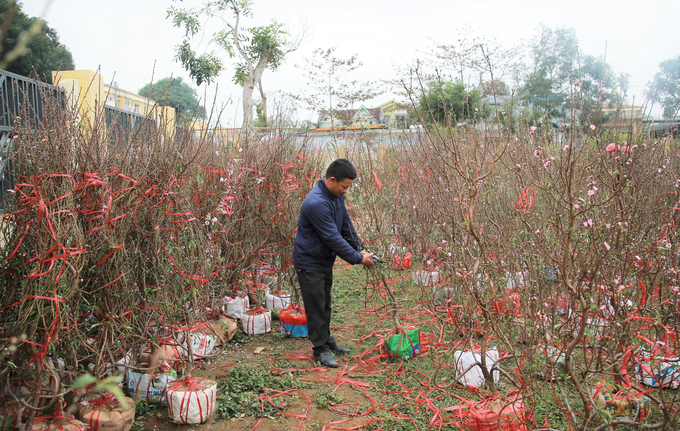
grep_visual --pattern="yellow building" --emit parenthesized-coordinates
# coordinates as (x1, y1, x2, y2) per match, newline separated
(51, 69, 175, 135)
(600, 105, 644, 136)
(375, 99, 411, 129)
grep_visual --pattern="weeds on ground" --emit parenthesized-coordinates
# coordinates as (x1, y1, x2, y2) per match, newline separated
(316, 390, 343, 409)
(216, 366, 306, 420)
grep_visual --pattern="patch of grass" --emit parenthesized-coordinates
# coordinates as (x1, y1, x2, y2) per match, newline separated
(130, 399, 164, 431)
(258, 396, 287, 419)
(134, 399, 164, 418)
(529, 382, 574, 430)
(320, 258, 678, 431)
(333, 265, 366, 301)
(216, 366, 306, 420)
(331, 263, 369, 326)
(362, 415, 431, 431)
(316, 389, 343, 408)
(229, 326, 250, 344)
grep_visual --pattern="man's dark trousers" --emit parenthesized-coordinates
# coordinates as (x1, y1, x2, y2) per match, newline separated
(297, 267, 337, 355)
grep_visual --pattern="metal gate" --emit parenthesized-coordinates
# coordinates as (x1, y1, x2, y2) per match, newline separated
(0, 70, 64, 214)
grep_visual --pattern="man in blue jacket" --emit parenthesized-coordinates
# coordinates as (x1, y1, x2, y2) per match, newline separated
(293, 159, 375, 368)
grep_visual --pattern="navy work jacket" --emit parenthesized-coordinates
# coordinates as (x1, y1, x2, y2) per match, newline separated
(293, 179, 364, 271)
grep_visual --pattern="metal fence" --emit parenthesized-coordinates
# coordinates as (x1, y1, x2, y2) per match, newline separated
(0, 71, 164, 214)
(104, 105, 157, 144)
(0, 69, 65, 214)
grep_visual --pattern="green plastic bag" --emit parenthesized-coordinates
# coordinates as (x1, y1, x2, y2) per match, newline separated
(385, 329, 421, 360)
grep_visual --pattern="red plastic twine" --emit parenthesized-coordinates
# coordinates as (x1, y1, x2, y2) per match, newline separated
(515, 187, 534, 212)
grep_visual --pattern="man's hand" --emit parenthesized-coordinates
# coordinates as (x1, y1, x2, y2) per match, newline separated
(360, 251, 375, 268)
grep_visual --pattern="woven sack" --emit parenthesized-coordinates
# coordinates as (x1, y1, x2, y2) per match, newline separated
(78, 393, 135, 431)
(167, 377, 217, 424)
(636, 352, 680, 389)
(224, 295, 250, 320)
(28, 414, 88, 431)
(265, 290, 291, 311)
(453, 349, 500, 388)
(126, 367, 177, 402)
(242, 308, 272, 335)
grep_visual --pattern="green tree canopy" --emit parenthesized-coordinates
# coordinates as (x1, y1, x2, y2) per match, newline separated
(574, 54, 627, 123)
(518, 25, 627, 125)
(648, 55, 680, 119)
(168, 0, 299, 131)
(519, 25, 578, 120)
(479, 80, 510, 98)
(419, 80, 482, 125)
(0, 0, 74, 83)
(138, 77, 205, 123)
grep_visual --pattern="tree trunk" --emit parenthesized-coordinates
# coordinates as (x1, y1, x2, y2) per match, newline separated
(240, 53, 270, 139)
(241, 77, 256, 139)
(257, 79, 267, 127)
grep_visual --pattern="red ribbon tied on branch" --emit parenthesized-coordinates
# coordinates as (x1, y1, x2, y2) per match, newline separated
(373, 171, 382, 194)
(515, 187, 534, 212)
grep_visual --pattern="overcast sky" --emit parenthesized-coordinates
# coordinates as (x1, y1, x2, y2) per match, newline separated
(21, 0, 680, 125)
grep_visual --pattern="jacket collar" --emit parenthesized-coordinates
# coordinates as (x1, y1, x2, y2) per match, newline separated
(318, 179, 338, 199)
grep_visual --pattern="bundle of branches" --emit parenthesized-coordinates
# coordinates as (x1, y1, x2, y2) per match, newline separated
(0, 84, 325, 429)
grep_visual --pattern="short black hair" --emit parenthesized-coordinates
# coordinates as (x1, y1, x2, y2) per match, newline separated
(325, 158, 357, 181)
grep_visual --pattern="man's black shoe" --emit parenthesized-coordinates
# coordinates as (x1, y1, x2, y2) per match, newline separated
(329, 344, 351, 355)
(313, 351, 339, 368)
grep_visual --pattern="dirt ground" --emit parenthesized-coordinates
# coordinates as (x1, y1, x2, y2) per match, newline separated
(139, 322, 373, 431)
